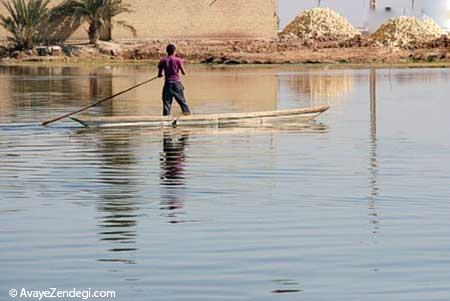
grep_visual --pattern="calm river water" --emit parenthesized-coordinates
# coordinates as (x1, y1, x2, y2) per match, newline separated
(1, 65, 449, 301)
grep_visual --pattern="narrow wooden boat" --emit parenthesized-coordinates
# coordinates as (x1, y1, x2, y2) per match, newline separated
(70, 105, 330, 128)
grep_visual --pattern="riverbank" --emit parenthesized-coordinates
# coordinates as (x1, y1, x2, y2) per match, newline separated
(1, 37, 450, 66)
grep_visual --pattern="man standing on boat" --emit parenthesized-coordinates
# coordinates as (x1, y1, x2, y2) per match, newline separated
(158, 44, 191, 116)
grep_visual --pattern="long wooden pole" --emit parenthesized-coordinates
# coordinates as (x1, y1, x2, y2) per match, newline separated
(42, 75, 159, 126)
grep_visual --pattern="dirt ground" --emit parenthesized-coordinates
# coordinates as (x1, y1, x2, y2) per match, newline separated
(1, 37, 450, 65)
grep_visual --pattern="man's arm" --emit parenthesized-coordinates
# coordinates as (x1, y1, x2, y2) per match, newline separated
(157, 61, 164, 78)
(180, 63, 186, 76)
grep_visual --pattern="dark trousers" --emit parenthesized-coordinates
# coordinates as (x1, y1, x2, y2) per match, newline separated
(162, 81, 190, 116)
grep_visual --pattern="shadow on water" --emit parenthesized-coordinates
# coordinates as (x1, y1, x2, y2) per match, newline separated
(369, 68, 380, 237)
(271, 279, 303, 294)
(88, 70, 114, 115)
(159, 130, 189, 224)
(0, 65, 115, 122)
(95, 130, 139, 265)
(160, 131, 188, 187)
(70, 121, 330, 260)
(281, 70, 356, 107)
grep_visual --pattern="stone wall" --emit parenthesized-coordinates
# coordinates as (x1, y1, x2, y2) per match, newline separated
(0, 0, 278, 41)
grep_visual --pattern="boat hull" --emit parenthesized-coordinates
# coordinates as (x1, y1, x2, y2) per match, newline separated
(70, 106, 330, 128)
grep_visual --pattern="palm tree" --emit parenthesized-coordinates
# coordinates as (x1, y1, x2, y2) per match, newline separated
(0, 0, 51, 49)
(54, 0, 135, 44)
(100, 0, 136, 40)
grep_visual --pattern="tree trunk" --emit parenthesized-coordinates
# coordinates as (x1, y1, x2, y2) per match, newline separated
(25, 38, 34, 50)
(88, 22, 98, 44)
(100, 16, 112, 41)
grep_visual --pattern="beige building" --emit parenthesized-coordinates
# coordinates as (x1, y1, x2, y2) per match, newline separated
(0, 0, 278, 40)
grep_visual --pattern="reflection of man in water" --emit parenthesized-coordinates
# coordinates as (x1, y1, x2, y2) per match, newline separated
(160, 131, 188, 185)
(160, 131, 189, 220)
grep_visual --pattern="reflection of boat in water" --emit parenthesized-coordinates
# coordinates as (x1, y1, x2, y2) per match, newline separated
(73, 120, 329, 138)
(70, 106, 330, 128)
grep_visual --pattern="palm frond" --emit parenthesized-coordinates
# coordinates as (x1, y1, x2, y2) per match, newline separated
(52, 0, 134, 43)
(0, 0, 50, 49)
(114, 19, 136, 37)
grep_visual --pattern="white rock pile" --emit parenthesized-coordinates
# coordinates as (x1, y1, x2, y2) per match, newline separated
(281, 8, 360, 42)
(371, 16, 446, 48)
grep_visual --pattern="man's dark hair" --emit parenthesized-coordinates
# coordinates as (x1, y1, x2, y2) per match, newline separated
(166, 44, 176, 55)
